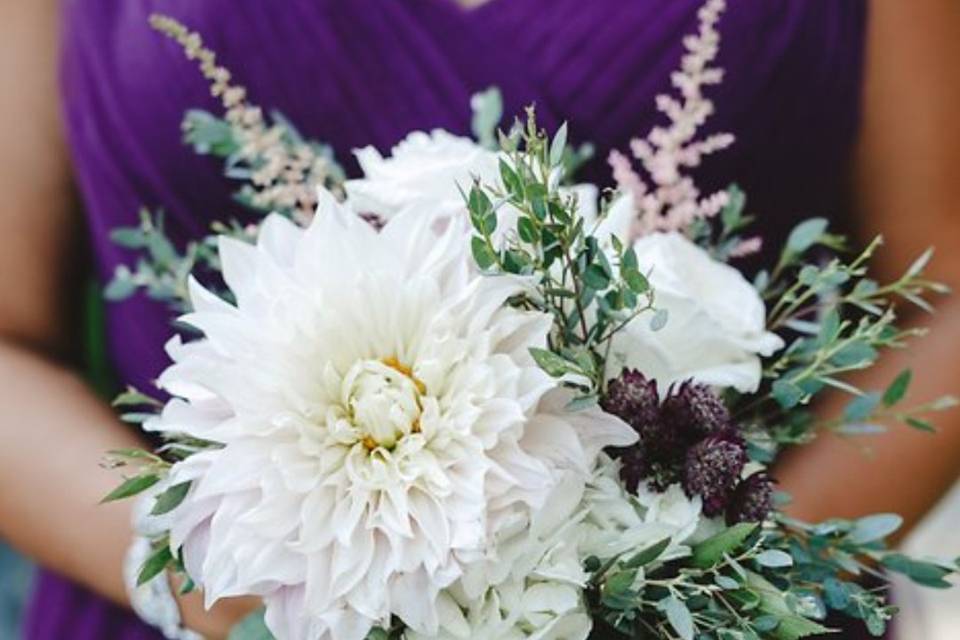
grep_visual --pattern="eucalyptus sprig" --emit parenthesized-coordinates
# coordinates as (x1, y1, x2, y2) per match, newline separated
(467, 109, 660, 403)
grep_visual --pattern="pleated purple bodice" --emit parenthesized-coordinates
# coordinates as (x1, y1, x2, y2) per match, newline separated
(28, 1, 867, 638)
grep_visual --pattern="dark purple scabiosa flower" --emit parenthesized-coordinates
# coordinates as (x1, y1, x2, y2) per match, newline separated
(661, 380, 732, 442)
(601, 369, 684, 491)
(683, 430, 747, 517)
(601, 369, 660, 428)
(726, 472, 775, 524)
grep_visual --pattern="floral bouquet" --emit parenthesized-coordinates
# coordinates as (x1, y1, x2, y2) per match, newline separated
(103, 2, 958, 639)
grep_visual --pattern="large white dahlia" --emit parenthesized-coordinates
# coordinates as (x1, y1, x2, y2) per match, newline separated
(147, 190, 635, 640)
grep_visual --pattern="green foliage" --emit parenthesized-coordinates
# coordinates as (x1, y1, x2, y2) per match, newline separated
(466, 108, 659, 398)
(106, 208, 220, 311)
(470, 87, 503, 150)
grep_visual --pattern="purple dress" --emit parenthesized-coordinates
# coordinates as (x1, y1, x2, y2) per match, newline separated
(30, 0, 867, 638)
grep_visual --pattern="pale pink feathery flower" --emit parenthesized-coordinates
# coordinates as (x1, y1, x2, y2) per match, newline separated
(608, 0, 734, 238)
(729, 236, 764, 258)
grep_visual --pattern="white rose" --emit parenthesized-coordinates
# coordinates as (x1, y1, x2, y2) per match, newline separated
(613, 230, 783, 393)
(344, 130, 599, 238)
(345, 129, 500, 219)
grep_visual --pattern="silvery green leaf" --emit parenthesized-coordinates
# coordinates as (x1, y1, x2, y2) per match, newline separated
(715, 575, 740, 590)
(848, 513, 903, 544)
(659, 596, 694, 640)
(904, 247, 934, 279)
(469, 87, 503, 149)
(772, 380, 805, 409)
(843, 392, 881, 422)
(786, 218, 828, 255)
(755, 549, 793, 568)
(549, 121, 568, 167)
(104, 276, 138, 301)
(649, 308, 669, 331)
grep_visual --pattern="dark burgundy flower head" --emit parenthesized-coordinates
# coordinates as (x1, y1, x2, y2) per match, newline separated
(662, 380, 733, 442)
(683, 429, 747, 517)
(601, 369, 660, 429)
(726, 472, 775, 524)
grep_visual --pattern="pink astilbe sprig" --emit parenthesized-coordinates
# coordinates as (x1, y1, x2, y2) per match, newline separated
(608, 0, 733, 237)
(149, 15, 340, 222)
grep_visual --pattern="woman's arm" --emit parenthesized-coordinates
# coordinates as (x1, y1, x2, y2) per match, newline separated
(0, 3, 253, 636)
(778, 0, 960, 532)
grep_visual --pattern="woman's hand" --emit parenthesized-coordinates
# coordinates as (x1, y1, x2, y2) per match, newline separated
(176, 586, 261, 640)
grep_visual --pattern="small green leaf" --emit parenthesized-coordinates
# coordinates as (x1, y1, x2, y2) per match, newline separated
(659, 596, 695, 640)
(714, 575, 740, 590)
(517, 217, 538, 243)
(137, 544, 173, 586)
(549, 122, 568, 167)
(151, 481, 192, 516)
(649, 308, 669, 332)
(881, 554, 953, 588)
(583, 264, 611, 290)
(470, 86, 503, 149)
(691, 523, 759, 569)
(470, 237, 496, 270)
(786, 218, 828, 255)
(904, 247, 934, 279)
(110, 228, 148, 249)
(623, 537, 672, 569)
(101, 474, 160, 503)
(772, 380, 805, 410)
(905, 417, 936, 433)
(882, 369, 912, 407)
(843, 392, 881, 423)
(830, 340, 878, 368)
(104, 276, 138, 301)
(623, 268, 649, 294)
(755, 549, 793, 568)
(112, 387, 162, 408)
(529, 347, 575, 377)
(848, 513, 902, 544)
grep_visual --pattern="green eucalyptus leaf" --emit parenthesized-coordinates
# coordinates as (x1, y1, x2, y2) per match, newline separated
(848, 513, 902, 545)
(470, 237, 496, 270)
(843, 392, 881, 423)
(691, 523, 758, 569)
(101, 474, 160, 503)
(755, 549, 793, 568)
(786, 218, 828, 255)
(549, 122, 568, 167)
(882, 369, 912, 407)
(659, 596, 695, 640)
(137, 544, 173, 586)
(529, 347, 575, 377)
(772, 380, 805, 410)
(104, 276, 138, 302)
(623, 537, 672, 569)
(881, 554, 954, 588)
(649, 308, 669, 332)
(150, 481, 192, 516)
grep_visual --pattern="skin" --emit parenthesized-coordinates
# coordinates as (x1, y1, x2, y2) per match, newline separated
(0, 0, 956, 637)
(777, 0, 960, 535)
